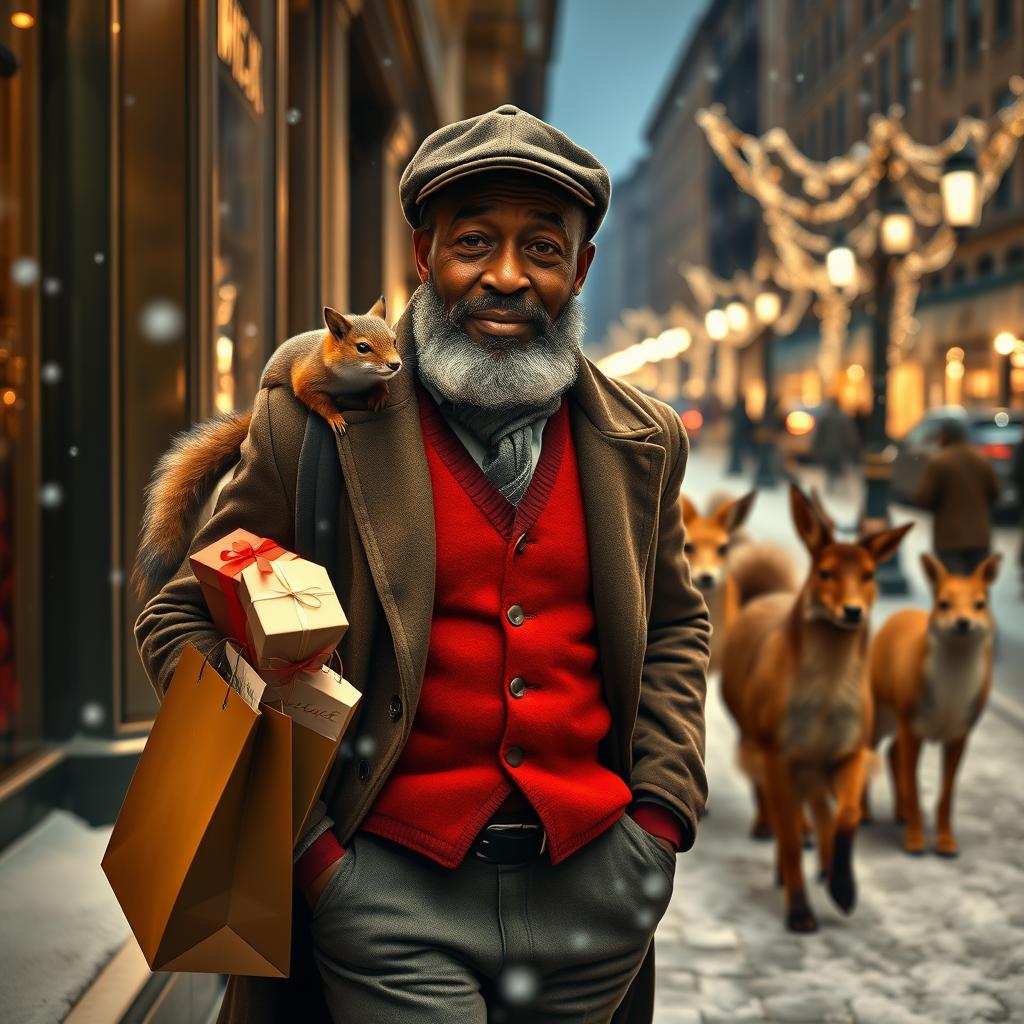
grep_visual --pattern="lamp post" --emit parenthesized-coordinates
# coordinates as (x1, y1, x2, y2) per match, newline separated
(708, 302, 751, 476)
(752, 288, 783, 488)
(994, 331, 1018, 406)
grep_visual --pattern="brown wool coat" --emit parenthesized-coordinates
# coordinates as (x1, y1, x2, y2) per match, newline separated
(133, 305, 711, 1024)
(913, 441, 1001, 552)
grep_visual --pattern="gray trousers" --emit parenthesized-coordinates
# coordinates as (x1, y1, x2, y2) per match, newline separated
(309, 813, 676, 1023)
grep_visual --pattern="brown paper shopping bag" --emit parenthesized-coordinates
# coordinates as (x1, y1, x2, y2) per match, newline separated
(102, 641, 293, 976)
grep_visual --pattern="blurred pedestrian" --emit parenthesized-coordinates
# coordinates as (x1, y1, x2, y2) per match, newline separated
(811, 396, 859, 494)
(914, 418, 1001, 575)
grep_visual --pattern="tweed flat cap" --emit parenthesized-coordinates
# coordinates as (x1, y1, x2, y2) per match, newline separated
(400, 104, 611, 240)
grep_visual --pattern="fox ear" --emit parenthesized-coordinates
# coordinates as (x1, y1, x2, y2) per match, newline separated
(324, 306, 352, 340)
(790, 484, 833, 555)
(920, 552, 947, 590)
(367, 295, 387, 321)
(681, 494, 699, 526)
(860, 521, 913, 565)
(715, 490, 756, 534)
(975, 552, 1002, 587)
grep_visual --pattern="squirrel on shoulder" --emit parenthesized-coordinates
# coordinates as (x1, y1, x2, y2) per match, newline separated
(130, 296, 400, 603)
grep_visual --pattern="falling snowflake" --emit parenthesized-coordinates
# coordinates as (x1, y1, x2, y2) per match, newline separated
(317, 518, 332, 534)
(795, 72, 805, 84)
(768, 68, 779, 83)
(43, 276, 62, 296)
(355, 735, 377, 758)
(863, 51, 874, 64)
(285, 107, 302, 126)
(93, 252, 106, 264)
(124, 94, 136, 107)
(11, 257, 39, 287)
(244, 322, 259, 337)
(497, 964, 539, 1006)
(41, 362, 62, 384)
(39, 482, 64, 508)
(381, 56, 393, 68)
(641, 868, 671, 901)
(81, 702, 106, 727)
(139, 299, 185, 343)
(569, 929, 591, 951)
(110, 567, 125, 587)
(635, 907, 656, 930)
(69, 446, 79, 457)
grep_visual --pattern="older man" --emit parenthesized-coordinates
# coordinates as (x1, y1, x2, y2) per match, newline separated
(135, 104, 710, 1024)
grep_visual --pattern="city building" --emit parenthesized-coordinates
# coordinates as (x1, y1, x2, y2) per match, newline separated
(0, 0, 558, 1018)
(753, 0, 1024, 432)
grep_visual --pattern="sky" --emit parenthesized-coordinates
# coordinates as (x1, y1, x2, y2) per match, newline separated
(545, 0, 710, 184)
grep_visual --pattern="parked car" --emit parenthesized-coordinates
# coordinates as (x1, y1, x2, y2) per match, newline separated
(891, 405, 1023, 515)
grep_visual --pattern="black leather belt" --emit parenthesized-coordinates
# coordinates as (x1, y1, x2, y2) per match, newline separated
(470, 817, 548, 864)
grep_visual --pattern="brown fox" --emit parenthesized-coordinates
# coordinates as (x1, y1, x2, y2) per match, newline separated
(680, 491, 796, 670)
(720, 484, 912, 932)
(130, 298, 400, 603)
(868, 552, 1000, 857)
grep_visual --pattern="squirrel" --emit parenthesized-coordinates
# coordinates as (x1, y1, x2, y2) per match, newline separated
(130, 297, 401, 603)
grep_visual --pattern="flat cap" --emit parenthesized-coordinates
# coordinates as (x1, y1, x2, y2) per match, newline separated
(400, 104, 611, 240)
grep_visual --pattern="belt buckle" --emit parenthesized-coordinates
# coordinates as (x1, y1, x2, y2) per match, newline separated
(474, 821, 547, 862)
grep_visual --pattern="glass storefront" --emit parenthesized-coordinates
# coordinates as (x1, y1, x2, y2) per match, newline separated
(212, 0, 277, 414)
(0, 3, 43, 770)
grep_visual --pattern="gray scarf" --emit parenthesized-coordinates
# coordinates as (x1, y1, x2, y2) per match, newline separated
(441, 394, 562, 505)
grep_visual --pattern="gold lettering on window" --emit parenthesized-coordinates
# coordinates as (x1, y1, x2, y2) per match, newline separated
(216, 0, 264, 115)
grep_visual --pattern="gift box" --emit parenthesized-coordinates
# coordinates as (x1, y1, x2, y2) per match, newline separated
(262, 656, 362, 843)
(238, 556, 348, 673)
(190, 529, 298, 657)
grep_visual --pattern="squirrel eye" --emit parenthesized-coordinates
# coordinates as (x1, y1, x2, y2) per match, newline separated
(938, 599, 951, 611)
(356, 342, 371, 353)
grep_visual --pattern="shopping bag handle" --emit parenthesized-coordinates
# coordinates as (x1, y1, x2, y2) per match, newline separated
(198, 636, 237, 711)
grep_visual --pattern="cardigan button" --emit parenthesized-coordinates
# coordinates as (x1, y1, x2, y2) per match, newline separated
(509, 676, 527, 698)
(388, 695, 402, 720)
(506, 604, 525, 626)
(514, 531, 529, 555)
(357, 759, 370, 782)
(504, 746, 524, 767)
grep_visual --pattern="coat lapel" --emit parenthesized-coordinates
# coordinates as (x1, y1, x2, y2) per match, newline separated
(330, 307, 435, 712)
(568, 358, 666, 770)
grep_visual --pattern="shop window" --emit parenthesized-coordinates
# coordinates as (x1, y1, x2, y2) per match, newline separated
(898, 31, 912, 113)
(878, 49, 891, 113)
(952, 263, 968, 284)
(213, 0, 277, 414)
(965, 0, 982, 58)
(1006, 246, 1024, 271)
(863, 0, 874, 29)
(0, 4, 43, 768)
(976, 254, 994, 278)
(942, 0, 956, 75)
(995, 0, 1013, 38)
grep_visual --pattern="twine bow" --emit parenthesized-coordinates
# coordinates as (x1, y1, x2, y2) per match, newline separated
(248, 561, 335, 662)
(218, 537, 280, 575)
(264, 647, 344, 687)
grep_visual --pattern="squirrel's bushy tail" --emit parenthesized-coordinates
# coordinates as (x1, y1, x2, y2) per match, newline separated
(729, 541, 798, 607)
(131, 411, 253, 603)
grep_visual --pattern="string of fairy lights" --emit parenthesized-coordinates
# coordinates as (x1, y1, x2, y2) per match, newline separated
(598, 75, 1024, 394)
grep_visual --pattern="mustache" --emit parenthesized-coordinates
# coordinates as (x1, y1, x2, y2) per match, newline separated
(446, 292, 555, 334)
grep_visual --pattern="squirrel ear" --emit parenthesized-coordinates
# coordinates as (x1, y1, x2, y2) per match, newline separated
(324, 306, 352, 340)
(366, 294, 387, 322)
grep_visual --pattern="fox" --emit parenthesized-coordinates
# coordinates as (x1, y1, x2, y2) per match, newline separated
(867, 552, 1000, 857)
(680, 491, 796, 670)
(720, 484, 912, 932)
(130, 298, 400, 604)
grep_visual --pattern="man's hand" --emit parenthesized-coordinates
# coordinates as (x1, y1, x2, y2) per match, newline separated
(303, 853, 345, 910)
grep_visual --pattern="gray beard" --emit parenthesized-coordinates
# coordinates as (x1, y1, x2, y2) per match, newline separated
(410, 279, 584, 410)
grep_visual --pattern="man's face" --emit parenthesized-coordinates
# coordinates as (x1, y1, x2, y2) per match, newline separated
(412, 172, 596, 350)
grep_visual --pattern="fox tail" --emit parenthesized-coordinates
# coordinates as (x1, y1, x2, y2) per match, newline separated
(131, 411, 253, 603)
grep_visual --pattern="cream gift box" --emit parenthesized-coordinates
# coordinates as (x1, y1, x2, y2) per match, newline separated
(238, 556, 348, 673)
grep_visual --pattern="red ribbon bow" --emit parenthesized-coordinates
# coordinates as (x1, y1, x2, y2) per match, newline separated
(218, 537, 279, 575)
(264, 647, 335, 681)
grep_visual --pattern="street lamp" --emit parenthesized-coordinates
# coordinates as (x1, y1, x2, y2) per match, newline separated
(993, 331, 1019, 406)
(880, 193, 915, 256)
(752, 287, 783, 488)
(826, 236, 857, 290)
(725, 300, 750, 333)
(940, 141, 983, 229)
(705, 307, 728, 340)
